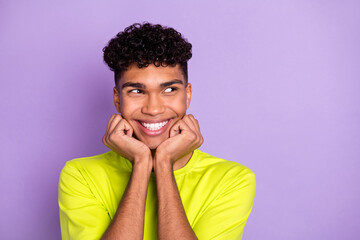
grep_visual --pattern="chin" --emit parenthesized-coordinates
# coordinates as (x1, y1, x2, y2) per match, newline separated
(145, 140, 163, 150)
(134, 130, 169, 150)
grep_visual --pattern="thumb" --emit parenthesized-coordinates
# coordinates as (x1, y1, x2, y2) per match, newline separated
(169, 120, 181, 138)
(117, 119, 133, 137)
(169, 120, 190, 138)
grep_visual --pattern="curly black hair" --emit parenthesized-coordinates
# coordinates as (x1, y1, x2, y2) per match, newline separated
(103, 23, 192, 86)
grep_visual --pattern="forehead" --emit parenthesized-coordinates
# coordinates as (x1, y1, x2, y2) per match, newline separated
(120, 63, 185, 86)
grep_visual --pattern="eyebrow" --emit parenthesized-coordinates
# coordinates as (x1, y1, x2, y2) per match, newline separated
(160, 79, 184, 88)
(121, 79, 184, 89)
(121, 82, 146, 89)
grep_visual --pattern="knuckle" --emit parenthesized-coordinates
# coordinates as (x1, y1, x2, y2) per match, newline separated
(103, 137, 110, 147)
(119, 118, 127, 125)
(189, 132, 197, 141)
(108, 134, 116, 142)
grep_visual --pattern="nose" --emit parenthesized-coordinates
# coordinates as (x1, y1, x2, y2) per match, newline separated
(141, 94, 165, 116)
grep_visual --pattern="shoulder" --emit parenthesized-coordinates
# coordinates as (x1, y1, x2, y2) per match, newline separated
(59, 151, 127, 184)
(190, 151, 256, 239)
(194, 149, 255, 178)
(63, 151, 114, 168)
(193, 149, 256, 190)
(61, 150, 124, 171)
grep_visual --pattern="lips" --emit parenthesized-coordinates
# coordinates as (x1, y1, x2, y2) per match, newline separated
(136, 119, 172, 136)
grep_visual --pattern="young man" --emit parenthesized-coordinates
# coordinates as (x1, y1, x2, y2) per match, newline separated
(59, 23, 256, 240)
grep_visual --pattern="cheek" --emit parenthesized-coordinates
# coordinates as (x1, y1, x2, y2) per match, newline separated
(119, 98, 139, 117)
(167, 97, 187, 115)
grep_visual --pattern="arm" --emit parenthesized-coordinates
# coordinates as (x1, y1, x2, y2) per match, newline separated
(59, 162, 112, 240)
(101, 114, 153, 240)
(154, 115, 203, 240)
(101, 157, 152, 240)
(59, 114, 152, 240)
(155, 157, 197, 240)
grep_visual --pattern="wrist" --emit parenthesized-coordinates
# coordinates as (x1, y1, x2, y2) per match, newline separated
(133, 154, 153, 174)
(154, 154, 173, 173)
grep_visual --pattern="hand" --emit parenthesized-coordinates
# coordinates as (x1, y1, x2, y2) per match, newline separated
(155, 114, 203, 166)
(102, 114, 152, 166)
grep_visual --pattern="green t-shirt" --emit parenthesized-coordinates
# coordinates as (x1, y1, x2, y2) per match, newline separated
(58, 149, 256, 240)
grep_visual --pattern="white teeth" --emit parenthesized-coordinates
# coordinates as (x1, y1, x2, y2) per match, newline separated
(141, 121, 168, 131)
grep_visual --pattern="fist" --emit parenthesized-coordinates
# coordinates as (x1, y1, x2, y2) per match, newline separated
(155, 114, 203, 165)
(102, 114, 151, 164)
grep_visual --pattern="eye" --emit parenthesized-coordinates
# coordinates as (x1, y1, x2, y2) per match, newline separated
(164, 87, 177, 93)
(129, 89, 143, 94)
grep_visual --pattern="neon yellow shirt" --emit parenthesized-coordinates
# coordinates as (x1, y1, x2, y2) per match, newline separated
(58, 149, 256, 240)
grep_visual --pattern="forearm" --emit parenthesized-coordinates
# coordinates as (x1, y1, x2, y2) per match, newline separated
(101, 159, 152, 240)
(155, 160, 197, 240)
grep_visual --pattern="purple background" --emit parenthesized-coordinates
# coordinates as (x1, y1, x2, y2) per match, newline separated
(1, 0, 359, 239)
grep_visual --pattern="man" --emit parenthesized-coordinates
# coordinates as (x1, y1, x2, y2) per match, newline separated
(59, 23, 256, 240)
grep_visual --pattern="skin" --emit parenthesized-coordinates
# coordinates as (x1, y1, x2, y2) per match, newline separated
(101, 63, 203, 240)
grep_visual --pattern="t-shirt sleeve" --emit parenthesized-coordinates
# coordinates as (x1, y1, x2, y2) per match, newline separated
(192, 168, 256, 240)
(58, 162, 111, 240)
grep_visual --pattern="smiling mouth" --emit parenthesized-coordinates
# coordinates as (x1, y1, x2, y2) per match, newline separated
(139, 120, 169, 131)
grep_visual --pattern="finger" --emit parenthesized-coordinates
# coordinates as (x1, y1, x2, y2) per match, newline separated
(169, 120, 180, 138)
(184, 114, 200, 135)
(170, 119, 192, 138)
(169, 120, 184, 138)
(187, 114, 201, 133)
(105, 115, 123, 144)
(186, 114, 203, 146)
(108, 114, 123, 134)
(105, 114, 118, 134)
(113, 118, 133, 137)
(182, 114, 197, 132)
(103, 114, 119, 143)
(182, 115, 201, 141)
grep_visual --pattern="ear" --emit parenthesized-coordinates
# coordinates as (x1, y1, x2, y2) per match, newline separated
(113, 87, 121, 113)
(185, 83, 192, 109)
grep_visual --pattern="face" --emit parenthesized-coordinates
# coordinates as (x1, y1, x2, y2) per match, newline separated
(113, 63, 192, 149)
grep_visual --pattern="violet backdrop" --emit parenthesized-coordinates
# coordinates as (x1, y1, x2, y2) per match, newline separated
(1, 0, 359, 239)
